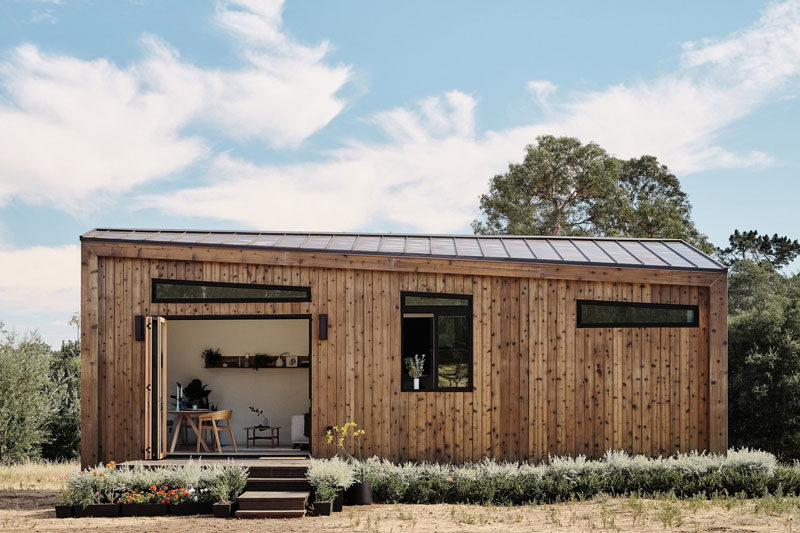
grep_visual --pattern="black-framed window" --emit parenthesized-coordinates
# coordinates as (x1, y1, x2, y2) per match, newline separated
(577, 300, 699, 328)
(152, 279, 310, 303)
(401, 291, 472, 392)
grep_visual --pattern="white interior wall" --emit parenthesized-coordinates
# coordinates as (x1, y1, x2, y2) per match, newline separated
(166, 318, 310, 446)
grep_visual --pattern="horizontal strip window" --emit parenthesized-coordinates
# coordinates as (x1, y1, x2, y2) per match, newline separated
(577, 300, 699, 328)
(152, 279, 310, 303)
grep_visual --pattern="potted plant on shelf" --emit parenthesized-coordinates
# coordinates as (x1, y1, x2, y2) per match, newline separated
(311, 484, 337, 516)
(327, 423, 371, 506)
(210, 465, 248, 518)
(201, 348, 222, 368)
(404, 354, 425, 390)
(306, 457, 354, 513)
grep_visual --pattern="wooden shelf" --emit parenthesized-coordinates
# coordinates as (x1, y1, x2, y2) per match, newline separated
(205, 355, 309, 369)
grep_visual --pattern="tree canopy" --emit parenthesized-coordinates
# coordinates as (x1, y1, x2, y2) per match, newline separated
(472, 135, 711, 252)
(719, 229, 800, 269)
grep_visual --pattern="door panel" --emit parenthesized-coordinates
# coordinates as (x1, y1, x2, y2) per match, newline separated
(144, 316, 169, 459)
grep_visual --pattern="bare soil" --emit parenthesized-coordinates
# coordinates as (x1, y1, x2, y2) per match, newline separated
(2, 489, 800, 532)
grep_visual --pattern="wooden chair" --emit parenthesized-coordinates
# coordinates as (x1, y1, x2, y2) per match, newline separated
(196, 410, 238, 453)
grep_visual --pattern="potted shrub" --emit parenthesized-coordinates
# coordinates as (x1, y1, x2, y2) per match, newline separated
(312, 484, 337, 516)
(201, 348, 222, 368)
(54, 492, 73, 518)
(210, 465, 248, 518)
(118, 487, 168, 516)
(306, 457, 354, 513)
(65, 462, 121, 517)
(327, 422, 372, 505)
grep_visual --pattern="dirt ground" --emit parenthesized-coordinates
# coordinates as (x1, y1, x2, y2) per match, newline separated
(2, 489, 800, 533)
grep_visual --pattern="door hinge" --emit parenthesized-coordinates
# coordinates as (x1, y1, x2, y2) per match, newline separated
(146, 446, 151, 454)
(146, 323, 152, 330)
(146, 384, 152, 391)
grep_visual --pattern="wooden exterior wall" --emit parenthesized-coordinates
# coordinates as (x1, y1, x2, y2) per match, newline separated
(80, 242, 727, 468)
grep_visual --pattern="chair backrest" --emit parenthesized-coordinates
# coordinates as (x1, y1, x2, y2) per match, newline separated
(199, 409, 232, 422)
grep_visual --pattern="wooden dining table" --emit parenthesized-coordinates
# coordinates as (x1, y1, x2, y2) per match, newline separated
(168, 409, 212, 453)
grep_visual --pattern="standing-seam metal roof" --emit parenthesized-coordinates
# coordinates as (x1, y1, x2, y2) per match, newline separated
(81, 229, 726, 272)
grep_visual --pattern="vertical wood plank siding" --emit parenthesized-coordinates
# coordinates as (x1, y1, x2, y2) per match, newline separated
(81, 250, 725, 467)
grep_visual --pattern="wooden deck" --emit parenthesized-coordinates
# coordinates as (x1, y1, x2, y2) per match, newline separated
(120, 456, 310, 468)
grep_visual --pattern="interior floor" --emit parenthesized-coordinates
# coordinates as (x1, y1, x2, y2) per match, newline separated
(167, 444, 308, 457)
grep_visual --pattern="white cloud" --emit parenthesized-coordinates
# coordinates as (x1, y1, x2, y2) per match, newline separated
(144, 0, 800, 233)
(527, 80, 557, 110)
(0, 0, 351, 212)
(0, 244, 79, 316)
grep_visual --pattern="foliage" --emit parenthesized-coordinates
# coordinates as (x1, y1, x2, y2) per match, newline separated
(327, 422, 367, 480)
(201, 348, 222, 367)
(404, 354, 425, 379)
(600, 156, 712, 252)
(42, 340, 81, 461)
(59, 460, 248, 507)
(473, 135, 621, 236)
(0, 327, 56, 463)
(728, 266, 800, 459)
(208, 463, 248, 503)
(357, 449, 786, 505)
(719, 230, 800, 269)
(306, 456, 355, 492)
(314, 484, 338, 503)
(472, 137, 710, 252)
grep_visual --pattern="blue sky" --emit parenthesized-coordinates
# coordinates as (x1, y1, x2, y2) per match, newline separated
(1, 0, 798, 346)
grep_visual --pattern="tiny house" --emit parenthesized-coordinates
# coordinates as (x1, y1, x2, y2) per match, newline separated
(80, 229, 727, 468)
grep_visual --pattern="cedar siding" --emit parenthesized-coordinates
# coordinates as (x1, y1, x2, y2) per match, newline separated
(80, 236, 727, 468)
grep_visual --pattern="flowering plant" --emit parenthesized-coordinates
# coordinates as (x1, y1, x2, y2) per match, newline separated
(404, 354, 425, 379)
(326, 422, 367, 481)
(117, 489, 157, 504)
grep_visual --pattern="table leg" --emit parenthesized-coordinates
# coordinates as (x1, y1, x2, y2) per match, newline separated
(169, 414, 182, 453)
(185, 415, 210, 452)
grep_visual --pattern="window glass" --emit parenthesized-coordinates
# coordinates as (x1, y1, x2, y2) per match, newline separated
(401, 315, 434, 391)
(401, 292, 472, 391)
(152, 279, 310, 303)
(578, 300, 698, 327)
(403, 295, 470, 307)
(436, 315, 470, 388)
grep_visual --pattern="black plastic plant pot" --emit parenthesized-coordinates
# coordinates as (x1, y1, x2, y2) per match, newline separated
(345, 480, 372, 506)
(120, 503, 168, 517)
(314, 501, 332, 516)
(73, 503, 120, 517)
(333, 491, 343, 512)
(169, 501, 213, 515)
(212, 500, 239, 518)
(54, 504, 73, 518)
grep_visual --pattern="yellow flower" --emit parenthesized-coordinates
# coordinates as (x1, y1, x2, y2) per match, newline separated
(326, 434, 333, 443)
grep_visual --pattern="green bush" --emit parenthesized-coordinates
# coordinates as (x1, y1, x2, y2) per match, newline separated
(42, 340, 81, 461)
(354, 448, 785, 505)
(0, 328, 55, 462)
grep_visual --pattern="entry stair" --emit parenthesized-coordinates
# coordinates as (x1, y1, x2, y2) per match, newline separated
(235, 460, 310, 519)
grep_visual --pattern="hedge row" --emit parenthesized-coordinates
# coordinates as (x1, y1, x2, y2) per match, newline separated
(354, 449, 800, 504)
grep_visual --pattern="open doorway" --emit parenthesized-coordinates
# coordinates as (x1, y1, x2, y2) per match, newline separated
(158, 315, 311, 457)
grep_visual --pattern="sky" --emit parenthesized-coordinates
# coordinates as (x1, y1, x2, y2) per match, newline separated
(0, 0, 799, 347)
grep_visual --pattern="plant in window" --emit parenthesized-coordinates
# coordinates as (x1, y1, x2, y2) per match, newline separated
(404, 354, 426, 390)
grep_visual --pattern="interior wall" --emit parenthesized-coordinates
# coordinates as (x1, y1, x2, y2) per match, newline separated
(167, 318, 310, 445)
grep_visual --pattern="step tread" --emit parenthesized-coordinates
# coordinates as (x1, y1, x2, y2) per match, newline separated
(235, 509, 306, 519)
(239, 491, 309, 500)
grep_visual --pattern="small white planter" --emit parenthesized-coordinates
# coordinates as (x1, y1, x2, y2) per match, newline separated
(413, 378, 420, 390)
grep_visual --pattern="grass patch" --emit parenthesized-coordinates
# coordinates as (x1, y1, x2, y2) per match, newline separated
(0, 460, 78, 490)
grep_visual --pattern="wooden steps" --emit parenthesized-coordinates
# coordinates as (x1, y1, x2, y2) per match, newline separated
(235, 490, 309, 519)
(246, 477, 311, 491)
